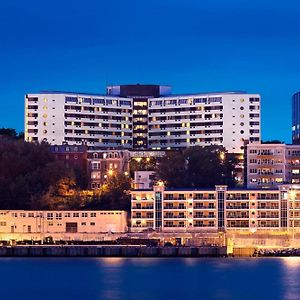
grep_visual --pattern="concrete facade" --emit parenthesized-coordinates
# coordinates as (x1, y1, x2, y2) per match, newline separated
(245, 142, 300, 188)
(0, 210, 128, 242)
(131, 184, 300, 234)
(25, 86, 260, 153)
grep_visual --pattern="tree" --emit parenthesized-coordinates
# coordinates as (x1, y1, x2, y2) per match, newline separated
(0, 139, 74, 209)
(156, 146, 238, 188)
(85, 174, 131, 211)
(0, 128, 24, 140)
(129, 157, 157, 177)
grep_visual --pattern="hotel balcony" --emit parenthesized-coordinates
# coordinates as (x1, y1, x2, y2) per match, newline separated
(163, 206, 187, 210)
(131, 206, 154, 210)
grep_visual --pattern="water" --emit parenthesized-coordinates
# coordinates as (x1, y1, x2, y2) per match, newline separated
(1, 257, 300, 300)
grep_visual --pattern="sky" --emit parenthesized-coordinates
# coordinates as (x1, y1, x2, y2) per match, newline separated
(1, 0, 300, 143)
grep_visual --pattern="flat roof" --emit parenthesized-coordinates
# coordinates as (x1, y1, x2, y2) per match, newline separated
(30, 90, 258, 98)
(132, 187, 280, 192)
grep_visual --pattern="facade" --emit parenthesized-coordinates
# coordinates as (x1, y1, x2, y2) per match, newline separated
(0, 210, 128, 241)
(131, 184, 300, 233)
(292, 91, 300, 144)
(87, 150, 130, 189)
(245, 142, 300, 188)
(50, 144, 87, 171)
(148, 92, 260, 153)
(133, 171, 156, 190)
(25, 85, 261, 153)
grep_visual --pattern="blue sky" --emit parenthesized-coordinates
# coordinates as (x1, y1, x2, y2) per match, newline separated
(1, 0, 300, 142)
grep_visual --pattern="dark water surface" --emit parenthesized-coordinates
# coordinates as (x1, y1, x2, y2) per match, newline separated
(1, 257, 300, 300)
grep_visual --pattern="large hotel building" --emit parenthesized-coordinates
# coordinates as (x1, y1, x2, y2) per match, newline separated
(131, 183, 300, 233)
(25, 84, 261, 153)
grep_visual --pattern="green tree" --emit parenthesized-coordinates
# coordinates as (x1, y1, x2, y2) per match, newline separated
(0, 139, 73, 209)
(157, 146, 238, 188)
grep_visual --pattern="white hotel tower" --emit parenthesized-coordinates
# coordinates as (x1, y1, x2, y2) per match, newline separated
(25, 84, 260, 153)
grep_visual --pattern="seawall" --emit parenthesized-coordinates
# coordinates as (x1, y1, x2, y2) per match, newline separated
(0, 245, 230, 257)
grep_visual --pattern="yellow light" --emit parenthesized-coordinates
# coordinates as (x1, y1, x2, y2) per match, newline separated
(157, 180, 164, 187)
(124, 171, 128, 176)
(146, 157, 150, 162)
(220, 152, 225, 161)
(108, 170, 114, 176)
(290, 190, 296, 199)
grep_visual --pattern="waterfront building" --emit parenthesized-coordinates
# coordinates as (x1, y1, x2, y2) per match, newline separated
(292, 91, 300, 144)
(0, 210, 127, 241)
(25, 85, 261, 153)
(245, 142, 300, 188)
(87, 150, 130, 189)
(131, 183, 300, 233)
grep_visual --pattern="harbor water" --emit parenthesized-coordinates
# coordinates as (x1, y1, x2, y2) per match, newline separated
(1, 257, 300, 300)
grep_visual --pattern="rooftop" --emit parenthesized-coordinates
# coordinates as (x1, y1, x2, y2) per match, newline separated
(35, 90, 254, 98)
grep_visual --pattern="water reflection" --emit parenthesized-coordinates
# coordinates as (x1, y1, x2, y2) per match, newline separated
(98, 258, 124, 299)
(100, 257, 125, 266)
(281, 257, 300, 300)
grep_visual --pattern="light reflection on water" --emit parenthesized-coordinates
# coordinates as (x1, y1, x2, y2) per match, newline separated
(281, 257, 300, 300)
(0, 257, 299, 300)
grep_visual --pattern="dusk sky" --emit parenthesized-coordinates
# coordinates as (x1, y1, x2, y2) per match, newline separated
(1, 0, 300, 143)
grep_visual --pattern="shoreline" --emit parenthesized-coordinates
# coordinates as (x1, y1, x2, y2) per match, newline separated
(1, 245, 299, 258)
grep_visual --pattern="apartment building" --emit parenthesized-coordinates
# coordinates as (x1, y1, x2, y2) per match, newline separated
(292, 91, 300, 144)
(50, 144, 88, 172)
(25, 92, 133, 148)
(0, 210, 128, 241)
(131, 184, 300, 233)
(245, 142, 300, 188)
(87, 150, 130, 189)
(148, 92, 260, 153)
(25, 85, 261, 153)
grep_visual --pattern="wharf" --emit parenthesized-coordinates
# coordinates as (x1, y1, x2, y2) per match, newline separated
(0, 245, 229, 257)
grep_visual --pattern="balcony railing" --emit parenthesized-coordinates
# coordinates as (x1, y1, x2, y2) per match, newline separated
(226, 206, 249, 209)
(164, 215, 187, 219)
(132, 206, 154, 210)
(164, 206, 187, 210)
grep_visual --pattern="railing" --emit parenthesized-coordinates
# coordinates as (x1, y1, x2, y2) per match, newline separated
(164, 206, 187, 209)
(226, 206, 249, 209)
(226, 215, 249, 219)
(132, 206, 154, 210)
(193, 215, 216, 219)
(164, 224, 186, 228)
(257, 206, 279, 209)
(194, 206, 216, 209)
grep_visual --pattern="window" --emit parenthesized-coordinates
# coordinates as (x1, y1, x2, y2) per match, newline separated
(90, 212, 96, 217)
(90, 222, 95, 226)
(56, 213, 62, 220)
